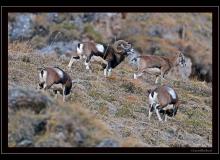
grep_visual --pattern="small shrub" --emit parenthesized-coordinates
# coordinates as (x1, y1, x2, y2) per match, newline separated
(120, 82, 143, 94)
(115, 104, 134, 118)
(83, 24, 103, 42)
(22, 56, 30, 63)
(62, 22, 76, 30)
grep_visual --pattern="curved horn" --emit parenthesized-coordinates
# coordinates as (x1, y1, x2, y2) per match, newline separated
(113, 40, 131, 52)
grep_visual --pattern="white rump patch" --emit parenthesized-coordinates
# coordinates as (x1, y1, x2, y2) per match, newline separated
(77, 43, 84, 54)
(53, 68, 64, 79)
(96, 44, 104, 53)
(165, 86, 177, 99)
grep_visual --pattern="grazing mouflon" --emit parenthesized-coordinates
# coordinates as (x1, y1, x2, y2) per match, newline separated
(147, 85, 180, 122)
(38, 66, 72, 102)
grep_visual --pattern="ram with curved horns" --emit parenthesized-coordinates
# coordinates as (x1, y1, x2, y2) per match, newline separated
(68, 40, 134, 77)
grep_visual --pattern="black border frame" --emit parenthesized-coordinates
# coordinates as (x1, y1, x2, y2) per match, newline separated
(1, 6, 219, 154)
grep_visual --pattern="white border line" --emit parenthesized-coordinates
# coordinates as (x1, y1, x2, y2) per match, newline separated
(1, 5, 2, 156)
(217, 6, 219, 155)
(1, 6, 220, 7)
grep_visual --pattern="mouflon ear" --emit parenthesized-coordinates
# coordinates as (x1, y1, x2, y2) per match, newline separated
(178, 51, 186, 67)
(37, 65, 45, 71)
(178, 51, 184, 57)
(147, 89, 152, 95)
(37, 67, 44, 72)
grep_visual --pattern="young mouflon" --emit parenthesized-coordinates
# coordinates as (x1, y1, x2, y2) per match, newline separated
(133, 52, 186, 84)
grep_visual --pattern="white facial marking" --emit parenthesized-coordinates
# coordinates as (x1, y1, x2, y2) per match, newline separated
(53, 68, 64, 79)
(165, 86, 176, 99)
(77, 43, 83, 54)
(39, 70, 47, 83)
(96, 44, 105, 53)
(39, 72, 43, 82)
(149, 91, 158, 106)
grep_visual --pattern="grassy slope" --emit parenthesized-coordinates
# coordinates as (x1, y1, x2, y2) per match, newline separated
(8, 47, 212, 147)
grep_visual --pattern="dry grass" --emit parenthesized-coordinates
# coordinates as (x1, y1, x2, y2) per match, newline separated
(9, 60, 211, 147)
(8, 41, 35, 54)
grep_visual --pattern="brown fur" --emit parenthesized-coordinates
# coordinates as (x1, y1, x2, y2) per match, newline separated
(153, 85, 179, 110)
(81, 42, 99, 56)
(44, 67, 61, 89)
(83, 40, 132, 70)
(134, 52, 185, 83)
(69, 40, 133, 77)
(38, 67, 72, 101)
(148, 85, 180, 119)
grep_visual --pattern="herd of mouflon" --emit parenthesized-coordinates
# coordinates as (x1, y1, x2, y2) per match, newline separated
(38, 39, 187, 122)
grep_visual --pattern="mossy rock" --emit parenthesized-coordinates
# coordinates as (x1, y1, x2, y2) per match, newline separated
(8, 87, 53, 113)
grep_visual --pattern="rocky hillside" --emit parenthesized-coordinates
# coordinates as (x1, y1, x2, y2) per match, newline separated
(8, 13, 212, 147)
(8, 47, 212, 147)
(8, 13, 212, 82)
